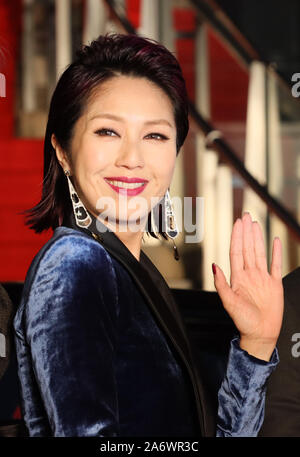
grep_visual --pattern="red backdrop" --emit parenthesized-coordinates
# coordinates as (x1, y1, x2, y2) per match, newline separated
(0, 0, 50, 281)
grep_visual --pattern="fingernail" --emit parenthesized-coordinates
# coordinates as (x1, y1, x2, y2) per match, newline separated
(212, 263, 216, 275)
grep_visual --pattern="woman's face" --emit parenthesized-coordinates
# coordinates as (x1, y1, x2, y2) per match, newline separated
(55, 75, 177, 231)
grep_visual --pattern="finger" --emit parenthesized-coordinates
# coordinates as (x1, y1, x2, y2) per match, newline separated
(242, 212, 255, 269)
(270, 237, 282, 280)
(253, 221, 267, 271)
(212, 263, 236, 315)
(230, 218, 244, 279)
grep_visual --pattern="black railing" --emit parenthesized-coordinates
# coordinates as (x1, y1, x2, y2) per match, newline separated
(189, 0, 259, 67)
(189, 0, 300, 101)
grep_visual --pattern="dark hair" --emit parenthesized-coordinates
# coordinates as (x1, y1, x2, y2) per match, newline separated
(25, 33, 189, 234)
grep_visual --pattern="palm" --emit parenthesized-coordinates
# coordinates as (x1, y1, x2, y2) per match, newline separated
(228, 265, 283, 341)
(213, 213, 284, 359)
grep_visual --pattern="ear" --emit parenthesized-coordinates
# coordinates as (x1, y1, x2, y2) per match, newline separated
(51, 134, 71, 174)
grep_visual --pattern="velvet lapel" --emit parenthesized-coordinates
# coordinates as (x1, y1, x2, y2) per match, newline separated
(61, 211, 216, 436)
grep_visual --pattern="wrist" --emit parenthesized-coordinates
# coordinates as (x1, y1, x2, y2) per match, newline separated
(239, 336, 277, 362)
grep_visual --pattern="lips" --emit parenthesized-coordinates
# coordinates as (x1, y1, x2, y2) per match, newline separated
(104, 176, 149, 196)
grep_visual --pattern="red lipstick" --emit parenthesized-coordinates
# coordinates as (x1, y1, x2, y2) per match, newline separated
(104, 176, 148, 196)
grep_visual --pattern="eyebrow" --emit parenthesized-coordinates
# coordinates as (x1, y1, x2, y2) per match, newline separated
(89, 113, 174, 128)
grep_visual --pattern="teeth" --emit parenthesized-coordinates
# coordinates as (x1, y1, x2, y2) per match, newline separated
(106, 180, 146, 189)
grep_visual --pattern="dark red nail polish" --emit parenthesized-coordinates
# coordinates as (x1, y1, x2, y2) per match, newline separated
(212, 263, 216, 275)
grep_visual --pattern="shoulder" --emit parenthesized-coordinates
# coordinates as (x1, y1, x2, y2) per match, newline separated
(16, 227, 119, 324)
(38, 226, 112, 266)
(27, 226, 116, 287)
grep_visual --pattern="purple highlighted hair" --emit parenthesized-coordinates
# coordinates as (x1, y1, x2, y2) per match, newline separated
(25, 33, 190, 233)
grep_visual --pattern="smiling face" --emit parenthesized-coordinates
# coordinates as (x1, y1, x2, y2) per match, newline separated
(54, 75, 177, 231)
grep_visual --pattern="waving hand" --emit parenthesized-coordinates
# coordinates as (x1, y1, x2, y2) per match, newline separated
(213, 212, 284, 361)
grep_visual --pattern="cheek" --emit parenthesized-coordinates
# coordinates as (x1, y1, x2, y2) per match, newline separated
(156, 151, 177, 182)
(73, 138, 112, 177)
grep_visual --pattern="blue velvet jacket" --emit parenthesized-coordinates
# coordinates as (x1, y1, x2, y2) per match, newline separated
(13, 212, 278, 437)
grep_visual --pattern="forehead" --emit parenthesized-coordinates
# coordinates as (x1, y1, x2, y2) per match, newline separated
(85, 75, 175, 120)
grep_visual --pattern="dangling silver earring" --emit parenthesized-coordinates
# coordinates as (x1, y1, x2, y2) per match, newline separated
(150, 199, 160, 239)
(64, 170, 92, 229)
(164, 190, 179, 238)
(163, 190, 180, 261)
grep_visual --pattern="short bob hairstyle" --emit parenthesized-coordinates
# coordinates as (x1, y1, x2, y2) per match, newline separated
(25, 33, 190, 235)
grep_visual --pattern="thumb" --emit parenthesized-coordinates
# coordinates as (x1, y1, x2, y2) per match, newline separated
(212, 263, 236, 314)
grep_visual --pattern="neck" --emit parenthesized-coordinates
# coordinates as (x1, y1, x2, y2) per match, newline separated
(90, 212, 147, 262)
(113, 225, 144, 261)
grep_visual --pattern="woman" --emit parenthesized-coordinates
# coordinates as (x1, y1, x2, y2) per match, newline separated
(13, 33, 283, 437)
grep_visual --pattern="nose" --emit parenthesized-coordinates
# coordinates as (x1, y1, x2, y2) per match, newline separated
(114, 136, 145, 170)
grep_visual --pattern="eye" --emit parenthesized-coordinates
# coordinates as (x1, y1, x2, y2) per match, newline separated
(146, 132, 169, 141)
(94, 129, 169, 140)
(94, 128, 118, 137)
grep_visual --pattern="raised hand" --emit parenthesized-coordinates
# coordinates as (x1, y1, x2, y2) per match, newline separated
(212, 212, 284, 361)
